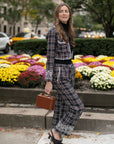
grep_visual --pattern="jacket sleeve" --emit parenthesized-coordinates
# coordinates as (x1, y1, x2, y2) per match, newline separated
(45, 28, 57, 82)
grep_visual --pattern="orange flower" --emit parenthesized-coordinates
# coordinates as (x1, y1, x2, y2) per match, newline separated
(75, 70, 83, 80)
(36, 62, 45, 67)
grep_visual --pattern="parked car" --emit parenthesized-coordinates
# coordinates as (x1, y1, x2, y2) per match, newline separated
(0, 32, 10, 54)
(10, 32, 38, 49)
(38, 34, 46, 39)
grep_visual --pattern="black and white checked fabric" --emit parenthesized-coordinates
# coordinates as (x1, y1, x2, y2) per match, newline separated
(45, 26, 73, 82)
(52, 63, 84, 136)
(45, 26, 84, 136)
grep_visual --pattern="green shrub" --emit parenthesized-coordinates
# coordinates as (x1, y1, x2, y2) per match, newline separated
(14, 39, 47, 56)
(14, 38, 114, 56)
(74, 38, 114, 56)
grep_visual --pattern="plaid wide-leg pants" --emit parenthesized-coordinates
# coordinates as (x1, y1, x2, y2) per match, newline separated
(52, 63, 84, 136)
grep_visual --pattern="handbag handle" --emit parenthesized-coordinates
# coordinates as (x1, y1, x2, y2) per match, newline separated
(42, 92, 51, 97)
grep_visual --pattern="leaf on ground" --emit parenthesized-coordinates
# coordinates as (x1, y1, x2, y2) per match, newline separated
(64, 134, 86, 139)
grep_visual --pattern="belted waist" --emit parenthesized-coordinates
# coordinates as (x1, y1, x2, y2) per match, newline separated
(55, 59, 72, 64)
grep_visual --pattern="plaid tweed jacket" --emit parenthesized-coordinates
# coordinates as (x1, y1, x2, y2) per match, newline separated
(45, 26, 74, 82)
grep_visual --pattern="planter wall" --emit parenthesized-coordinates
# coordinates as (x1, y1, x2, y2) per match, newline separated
(0, 87, 114, 107)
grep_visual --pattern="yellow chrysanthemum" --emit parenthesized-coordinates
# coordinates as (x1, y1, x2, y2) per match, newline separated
(103, 61, 114, 67)
(32, 54, 43, 59)
(83, 57, 98, 63)
(11, 65, 29, 72)
(15, 62, 31, 67)
(0, 67, 20, 83)
(0, 61, 11, 65)
(0, 55, 11, 60)
(43, 65, 46, 69)
(72, 59, 83, 64)
(111, 70, 114, 77)
(97, 57, 114, 61)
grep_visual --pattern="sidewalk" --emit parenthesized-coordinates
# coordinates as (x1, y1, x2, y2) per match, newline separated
(0, 127, 114, 144)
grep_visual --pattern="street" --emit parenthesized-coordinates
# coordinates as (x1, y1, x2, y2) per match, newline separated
(0, 49, 17, 56)
(0, 127, 114, 144)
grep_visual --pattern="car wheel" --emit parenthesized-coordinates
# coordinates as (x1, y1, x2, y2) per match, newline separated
(3, 44, 10, 54)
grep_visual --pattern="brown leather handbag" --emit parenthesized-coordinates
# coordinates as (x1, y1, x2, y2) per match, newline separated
(36, 92, 56, 110)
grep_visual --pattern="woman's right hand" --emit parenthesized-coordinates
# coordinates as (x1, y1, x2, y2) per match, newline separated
(45, 81, 53, 94)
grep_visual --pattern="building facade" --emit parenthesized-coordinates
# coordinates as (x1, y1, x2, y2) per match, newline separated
(0, 0, 63, 36)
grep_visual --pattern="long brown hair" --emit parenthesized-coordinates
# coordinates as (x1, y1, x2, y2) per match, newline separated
(54, 3, 75, 47)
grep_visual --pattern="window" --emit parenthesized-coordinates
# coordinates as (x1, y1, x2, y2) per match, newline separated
(4, 25, 7, 33)
(4, 7, 7, 15)
(17, 27, 20, 33)
(9, 8, 12, 15)
(13, 26, 15, 35)
(0, 24, 1, 31)
(9, 27, 12, 34)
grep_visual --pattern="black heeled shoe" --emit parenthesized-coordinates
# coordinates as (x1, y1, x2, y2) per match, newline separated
(48, 130, 63, 144)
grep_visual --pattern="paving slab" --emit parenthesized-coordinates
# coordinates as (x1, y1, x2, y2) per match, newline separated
(0, 127, 43, 144)
(0, 127, 114, 144)
(38, 131, 114, 144)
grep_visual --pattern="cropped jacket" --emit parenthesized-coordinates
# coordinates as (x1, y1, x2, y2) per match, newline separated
(45, 26, 74, 82)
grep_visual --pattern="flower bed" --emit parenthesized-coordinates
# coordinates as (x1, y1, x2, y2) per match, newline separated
(0, 54, 114, 90)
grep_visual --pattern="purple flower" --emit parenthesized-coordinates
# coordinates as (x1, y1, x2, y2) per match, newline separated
(7, 54, 25, 60)
(74, 63, 87, 68)
(11, 61, 18, 64)
(88, 61, 102, 66)
(109, 59, 114, 61)
(82, 55, 94, 59)
(27, 65, 45, 78)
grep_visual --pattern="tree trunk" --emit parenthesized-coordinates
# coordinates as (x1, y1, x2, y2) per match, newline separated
(35, 25, 38, 34)
(35, 20, 40, 34)
(104, 23, 114, 38)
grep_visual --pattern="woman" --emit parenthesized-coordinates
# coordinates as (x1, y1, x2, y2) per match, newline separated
(45, 3, 84, 144)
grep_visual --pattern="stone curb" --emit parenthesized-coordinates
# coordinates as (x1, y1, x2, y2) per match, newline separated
(0, 87, 114, 107)
(46, 111, 114, 132)
(0, 107, 48, 128)
(0, 107, 114, 132)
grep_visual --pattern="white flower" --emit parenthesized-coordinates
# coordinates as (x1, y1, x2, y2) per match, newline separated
(77, 66, 92, 77)
(22, 54, 31, 58)
(90, 72, 114, 90)
(96, 55, 107, 59)
(74, 55, 83, 59)
(90, 66, 111, 76)
(0, 63, 11, 69)
(20, 57, 30, 60)
(37, 58, 47, 64)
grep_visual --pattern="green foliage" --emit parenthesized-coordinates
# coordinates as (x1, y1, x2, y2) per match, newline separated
(62, 0, 83, 13)
(0, 0, 56, 32)
(14, 39, 47, 56)
(63, 0, 114, 37)
(0, 0, 23, 25)
(74, 38, 114, 56)
(73, 15, 103, 31)
(24, 0, 56, 32)
(14, 38, 114, 56)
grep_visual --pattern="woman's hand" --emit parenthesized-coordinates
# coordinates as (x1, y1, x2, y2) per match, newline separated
(45, 81, 53, 94)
